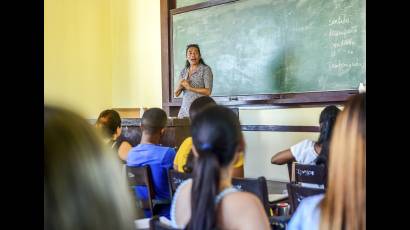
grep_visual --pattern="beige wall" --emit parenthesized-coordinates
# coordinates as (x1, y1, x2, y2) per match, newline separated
(45, 0, 113, 118)
(45, 0, 162, 118)
(110, 0, 162, 109)
(239, 107, 323, 182)
(239, 106, 342, 182)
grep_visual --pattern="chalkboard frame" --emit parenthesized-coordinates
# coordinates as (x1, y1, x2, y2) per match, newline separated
(160, 0, 359, 116)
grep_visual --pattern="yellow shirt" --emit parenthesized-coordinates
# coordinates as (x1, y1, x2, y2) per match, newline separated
(174, 137, 244, 172)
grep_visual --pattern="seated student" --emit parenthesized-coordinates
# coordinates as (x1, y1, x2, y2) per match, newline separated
(96, 109, 133, 162)
(127, 108, 176, 219)
(174, 96, 245, 177)
(45, 106, 143, 230)
(271, 105, 340, 166)
(287, 93, 366, 230)
(170, 105, 270, 230)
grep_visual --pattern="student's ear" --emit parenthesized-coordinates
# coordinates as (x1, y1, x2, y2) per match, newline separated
(236, 135, 245, 153)
(116, 126, 122, 136)
(191, 144, 199, 158)
(160, 128, 166, 136)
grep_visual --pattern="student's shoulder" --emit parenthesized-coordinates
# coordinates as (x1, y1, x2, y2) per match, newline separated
(293, 139, 315, 148)
(298, 193, 324, 210)
(221, 191, 263, 210)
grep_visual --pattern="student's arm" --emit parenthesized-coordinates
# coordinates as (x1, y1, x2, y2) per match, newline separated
(118, 141, 132, 161)
(271, 149, 295, 165)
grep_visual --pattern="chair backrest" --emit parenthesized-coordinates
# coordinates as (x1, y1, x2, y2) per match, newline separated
(292, 163, 326, 186)
(286, 183, 325, 214)
(149, 216, 180, 230)
(168, 169, 192, 198)
(232, 176, 271, 217)
(287, 161, 294, 181)
(126, 165, 156, 214)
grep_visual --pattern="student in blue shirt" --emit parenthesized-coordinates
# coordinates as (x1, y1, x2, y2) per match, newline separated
(127, 108, 176, 219)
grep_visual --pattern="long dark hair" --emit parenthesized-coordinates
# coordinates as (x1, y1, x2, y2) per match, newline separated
(183, 96, 217, 173)
(188, 105, 242, 230)
(185, 44, 207, 68)
(315, 105, 341, 166)
(96, 109, 122, 138)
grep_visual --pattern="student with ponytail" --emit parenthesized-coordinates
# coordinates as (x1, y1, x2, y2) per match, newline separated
(170, 105, 270, 230)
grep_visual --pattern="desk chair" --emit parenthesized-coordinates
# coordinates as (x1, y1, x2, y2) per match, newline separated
(287, 161, 295, 181)
(126, 166, 171, 217)
(149, 216, 180, 230)
(286, 183, 325, 214)
(232, 176, 271, 217)
(291, 162, 327, 187)
(167, 169, 192, 198)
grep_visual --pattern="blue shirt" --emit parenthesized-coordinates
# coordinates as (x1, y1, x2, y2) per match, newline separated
(127, 144, 176, 218)
(287, 194, 324, 230)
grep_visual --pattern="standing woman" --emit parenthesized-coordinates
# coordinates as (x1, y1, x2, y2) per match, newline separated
(175, 44, 213, 118)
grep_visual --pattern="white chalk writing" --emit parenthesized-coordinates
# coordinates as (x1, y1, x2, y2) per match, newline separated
(329, 14, 350, 26)
(328, 26, 358, 37)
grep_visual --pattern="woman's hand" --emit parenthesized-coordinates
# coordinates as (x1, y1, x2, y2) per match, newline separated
(175, 79, 188, 97)
(180, 80, 191, 90)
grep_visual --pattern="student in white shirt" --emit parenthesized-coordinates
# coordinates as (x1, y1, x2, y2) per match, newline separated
(271, 105, 341, 166)
(288, 93, 365, 230)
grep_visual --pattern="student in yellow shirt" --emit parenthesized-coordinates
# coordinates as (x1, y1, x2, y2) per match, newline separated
(173, 96, 244, 177)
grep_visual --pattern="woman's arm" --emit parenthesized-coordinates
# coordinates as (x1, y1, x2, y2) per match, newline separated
(180, 80, 211, 96)
(186, 86, 211, 96)
(175, 87, 184, 97)
(175, 78, 185, 97)
(271, 149, 295, 165)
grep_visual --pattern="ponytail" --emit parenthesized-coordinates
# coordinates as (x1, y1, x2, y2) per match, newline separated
(188, 151, 220, 230)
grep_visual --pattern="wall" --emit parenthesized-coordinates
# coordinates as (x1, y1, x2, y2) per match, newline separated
(44, 0, 113, 118)
(45, 0, 162, 118)
(110, 0, 162, 109)
(239, 107, 322, 182)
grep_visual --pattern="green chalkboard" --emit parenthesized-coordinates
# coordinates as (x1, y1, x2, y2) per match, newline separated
(176, 0, 208, 8)
(172, 0, 366, 97)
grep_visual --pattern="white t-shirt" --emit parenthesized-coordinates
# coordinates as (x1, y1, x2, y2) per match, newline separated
(290, 139, 319, 165)
(290, 139, 324, 188)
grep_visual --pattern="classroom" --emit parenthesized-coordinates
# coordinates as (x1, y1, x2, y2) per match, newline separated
(45, 0, 366, 229)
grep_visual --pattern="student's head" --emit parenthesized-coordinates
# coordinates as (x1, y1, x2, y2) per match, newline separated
(320, 93, 366, 230)
(141, 108, 168, 136)
(185, 44, 206, 68)
(188, 96, 216, 121)
(188, 105, 244, 229)
(96, 109, 122, 140)
(315, 105, 341, 165)
(45, 106, 138, 230)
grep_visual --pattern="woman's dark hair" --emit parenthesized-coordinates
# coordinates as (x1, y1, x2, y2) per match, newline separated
(183, 96, 217, 173)
(185, 44, 206, 68)
(188, 105, 242, 230)
(315, 105, 341, 166)
(96, 109, 122, 138)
